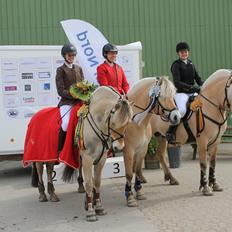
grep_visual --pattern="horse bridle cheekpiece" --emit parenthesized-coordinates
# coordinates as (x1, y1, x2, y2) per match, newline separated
(87, 89, 127, 165)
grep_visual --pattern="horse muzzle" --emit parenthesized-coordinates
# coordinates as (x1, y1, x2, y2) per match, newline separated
(169, 110, 181, 125)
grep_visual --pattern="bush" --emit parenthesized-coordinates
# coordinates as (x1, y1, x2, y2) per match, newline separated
(147, 135, 157, 156)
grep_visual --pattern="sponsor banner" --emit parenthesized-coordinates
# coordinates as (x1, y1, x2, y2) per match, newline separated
(21, 95, 36, 106)
(2, 83, 19, 94)
(3, 95, 20, 108)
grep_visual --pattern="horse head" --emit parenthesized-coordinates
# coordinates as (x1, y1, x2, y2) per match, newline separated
(130, 76, 181, 125)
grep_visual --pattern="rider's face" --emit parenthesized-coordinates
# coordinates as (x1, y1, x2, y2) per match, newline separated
(178, 50, 189, 60)
(65, 53, 76, 64)
(106, 51, 117, 63)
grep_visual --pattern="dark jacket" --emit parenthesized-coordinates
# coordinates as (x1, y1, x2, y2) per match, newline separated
(56, 64, 84, 107)
(171, 59, 204, 93)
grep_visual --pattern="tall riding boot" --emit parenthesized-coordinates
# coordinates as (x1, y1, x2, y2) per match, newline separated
(166, 125, 178, 144)
(58, 128, 66, 153)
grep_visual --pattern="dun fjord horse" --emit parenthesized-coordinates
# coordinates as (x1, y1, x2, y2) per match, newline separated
(138, 69, 232, 197)
(62, 86, 133, 221)
(122, 77, 181, 207)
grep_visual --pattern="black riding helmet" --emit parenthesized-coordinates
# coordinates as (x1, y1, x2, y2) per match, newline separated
(61, 44, 77, 58)
(176, 42, 190, 53)
(102, 43, 118, 58)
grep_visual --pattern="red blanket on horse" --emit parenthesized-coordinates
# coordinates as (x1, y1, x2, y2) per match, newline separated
(23, 103, 82, 169)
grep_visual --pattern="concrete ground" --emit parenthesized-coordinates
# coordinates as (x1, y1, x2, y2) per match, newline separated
(0, 144, 232, 232)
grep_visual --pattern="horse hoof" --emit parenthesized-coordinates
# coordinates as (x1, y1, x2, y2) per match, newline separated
(136, 189, 147, 200)
(140, 176, 147, 184)
(169, 178, 179, 185)
(95, 208, 107, 216)
(49, 194, 60, 202)
(127, 197, 138, 207)
(78, 185, 85, 193)
(86, 215, 98, 222)
(212, 183, 223, 192)
(39, 194, 48, 202)
(202, 186, 214, 196)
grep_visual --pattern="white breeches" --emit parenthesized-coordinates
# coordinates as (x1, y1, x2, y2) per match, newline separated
(175, 93, 191, 118)
(59, 105, 72, 131)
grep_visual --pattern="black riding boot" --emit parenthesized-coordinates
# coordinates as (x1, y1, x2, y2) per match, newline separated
(58, 128, 66, 153)
(166, 125, 178, 144)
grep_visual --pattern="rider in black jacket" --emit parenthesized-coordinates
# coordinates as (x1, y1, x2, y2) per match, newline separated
(167, 42, 204, 144)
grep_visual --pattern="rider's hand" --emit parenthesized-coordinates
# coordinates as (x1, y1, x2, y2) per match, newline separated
(191, 86, 201, 93)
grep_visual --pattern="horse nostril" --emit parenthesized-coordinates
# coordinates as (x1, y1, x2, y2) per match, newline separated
(174, 115, 177, 121)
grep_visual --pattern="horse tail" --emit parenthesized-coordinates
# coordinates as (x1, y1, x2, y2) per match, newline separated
(62, 165, 76, 183)
(31, 163, 39, 187)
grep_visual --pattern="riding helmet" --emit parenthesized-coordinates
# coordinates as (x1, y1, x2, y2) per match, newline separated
(176, 42, 190, 53)
(102, 43, 118, 58)
(61, 44, 77, 58)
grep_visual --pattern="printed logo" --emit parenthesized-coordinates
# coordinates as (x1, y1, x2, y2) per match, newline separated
(7, 109, 19, 118)
(24, 84, 31, 91)
(5, 86, 17, 91)
(43, 83, 50, 90)
(22, 73, 33, 79)
(22, 97, 35, 103)
(38, 72, 51, 79)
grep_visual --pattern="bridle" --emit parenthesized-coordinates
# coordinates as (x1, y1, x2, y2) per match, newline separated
(133, 81, 178, 122)
(86, 88, 128, 165)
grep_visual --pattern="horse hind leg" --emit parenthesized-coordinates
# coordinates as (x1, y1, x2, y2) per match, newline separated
(77, 159, 85, 193)
(35, 162, 48, 202)
(156, 137, 179, 185)
(208, 144, 223, 192)
(46, 162, 60, 202)
(93, 154, 107, 216)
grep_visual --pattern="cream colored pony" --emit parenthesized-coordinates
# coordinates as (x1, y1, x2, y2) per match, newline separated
(63, 86, 133, 221)
(137, 69, 232, 198)
(123, 76, 181, 207)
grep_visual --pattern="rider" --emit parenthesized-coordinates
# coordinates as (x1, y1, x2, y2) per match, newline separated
(56, 44, 84, 152)
(166, 42, 204, 144)
(97, 43, 130, 94)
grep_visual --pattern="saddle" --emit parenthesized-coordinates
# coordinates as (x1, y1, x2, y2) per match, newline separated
(180, 95, 204, 143)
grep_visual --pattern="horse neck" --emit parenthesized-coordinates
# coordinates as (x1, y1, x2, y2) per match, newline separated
(201, 79, 226, 111)
(89, 103, 110, 133)
(128, 90, 154, 127)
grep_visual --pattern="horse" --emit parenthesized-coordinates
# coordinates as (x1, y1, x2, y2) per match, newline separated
(120, 76, 181, 207)
(137, 69, 232, 197)
(61, 86, 133, 221)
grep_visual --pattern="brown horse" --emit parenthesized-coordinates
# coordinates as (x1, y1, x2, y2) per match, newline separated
(122, 76, 181, 206)
(137, 69, 232, 198)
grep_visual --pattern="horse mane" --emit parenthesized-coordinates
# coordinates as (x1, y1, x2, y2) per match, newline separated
(128, 76, 176, 98)
(202, 69, 231, 89)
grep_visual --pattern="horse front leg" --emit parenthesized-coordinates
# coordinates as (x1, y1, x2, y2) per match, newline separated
(82, 153, 97, 222)
(35, 162, 48, 202)
(46, 162, 60, 202)
(134, 149, 147, 200)
(208, 143, 223, 192)
(77, 158, 85, 193)
(93, 153, 107, 216)
(197, 140, 213, 196)
(123, 148, 138, 207)
(156, 137, 179, 185)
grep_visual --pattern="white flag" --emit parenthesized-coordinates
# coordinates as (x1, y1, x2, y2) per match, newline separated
(61, 19, 109, 84)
